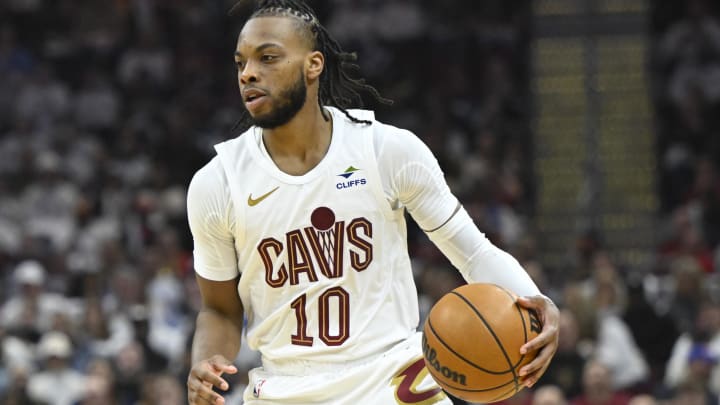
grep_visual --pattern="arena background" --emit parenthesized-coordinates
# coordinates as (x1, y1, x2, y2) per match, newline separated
(0, 0, 719, 404)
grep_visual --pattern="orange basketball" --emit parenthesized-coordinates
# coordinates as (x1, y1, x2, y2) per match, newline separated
(422, 283, 541, 403)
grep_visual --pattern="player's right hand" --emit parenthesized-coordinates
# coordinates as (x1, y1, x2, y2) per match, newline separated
(187, 354, 238, 405)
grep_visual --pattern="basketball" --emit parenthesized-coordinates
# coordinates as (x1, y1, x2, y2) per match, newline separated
(422, 283, 542, 403)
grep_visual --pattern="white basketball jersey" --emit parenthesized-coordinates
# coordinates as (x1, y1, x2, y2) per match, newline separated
(213, 107, 420, 365)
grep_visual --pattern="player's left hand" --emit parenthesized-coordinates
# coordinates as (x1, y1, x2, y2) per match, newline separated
(515, 295, 559, 388)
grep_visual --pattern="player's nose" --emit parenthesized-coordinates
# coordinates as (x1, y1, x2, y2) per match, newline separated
(240, 60, 259, 84)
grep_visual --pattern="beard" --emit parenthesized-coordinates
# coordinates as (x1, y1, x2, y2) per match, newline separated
(250, 70, 307, 129)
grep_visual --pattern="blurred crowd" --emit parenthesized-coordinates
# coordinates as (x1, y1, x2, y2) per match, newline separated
(504, 1, 720, 405)
(0, 0, 718, 405)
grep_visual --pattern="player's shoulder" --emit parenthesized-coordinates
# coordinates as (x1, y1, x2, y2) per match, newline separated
(335, 107, 421, 152)
(372, 120, 417, 142)
(213, 126, 255, 156)
(370, 118, 427, 159)
(188, 156, 227, 200)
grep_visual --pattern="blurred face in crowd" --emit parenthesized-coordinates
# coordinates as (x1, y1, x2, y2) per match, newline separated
(673, 386, 707, 405)
(115, 341, 145, 377)
(45, 355, 69, 371)
(143, 374, 186, 405)
(235, 16, 323, 129)
(558, 310, 579, 352)
(87, 358, 114, 383)
(82, 376, 113, 405)
(20, 282, 42, 298)
(688, 357, 714, 380)
(582, 360, 612, 396)
(696, 303, 720, 335)
(84, 300, 109, 339)
(532, 385, 567, 405)
(628, 394, 657, 405)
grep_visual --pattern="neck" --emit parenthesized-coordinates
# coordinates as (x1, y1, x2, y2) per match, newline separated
(261, 100, 333, 175)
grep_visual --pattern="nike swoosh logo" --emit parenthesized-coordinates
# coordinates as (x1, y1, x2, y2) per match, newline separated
(247, 186, 279, 206)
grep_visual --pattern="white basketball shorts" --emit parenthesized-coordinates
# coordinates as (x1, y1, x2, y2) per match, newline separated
(242, 332, 452, 405)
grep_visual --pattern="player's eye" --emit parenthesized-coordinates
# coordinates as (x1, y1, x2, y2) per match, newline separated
(261, 54, 277, 62)
(235, 60, 245, 70)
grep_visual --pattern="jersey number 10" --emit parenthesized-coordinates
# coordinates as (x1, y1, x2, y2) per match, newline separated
(290, 286, 350, 346)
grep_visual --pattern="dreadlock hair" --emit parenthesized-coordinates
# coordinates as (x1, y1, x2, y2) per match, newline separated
(229, 0, 392, 134)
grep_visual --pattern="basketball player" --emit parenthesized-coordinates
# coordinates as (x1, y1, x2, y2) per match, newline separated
(186, 1, 559, 404)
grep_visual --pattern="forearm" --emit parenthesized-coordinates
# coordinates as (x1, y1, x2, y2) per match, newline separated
(192, 308, 243, 364)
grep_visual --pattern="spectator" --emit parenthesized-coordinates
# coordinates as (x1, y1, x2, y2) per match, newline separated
(627, 394, 657, 405)
(533, 385, 569, 405)
(670, 378, 718, 405)
(138, 373, 185, 405)
(146, 265, 192, 367)
(127, 304, 170, 373)
(78, 297, 134, 360)
(666, 256, 707, 333)
(593, 307, 650, 390)
(21, 149, 81, 253)
(1, 261, 66, 340)
(14, 64, 70, 128)
(26, 331, 87, 405)
(73, 70, 120, 132)
(113, 341, 146, 405)
(622, 279, 679, 386)
(78, 357, 118, 405)
(578, 252, 628, 316)
(0, 1, 541, 403)
(563, 278, 650, 391)
(117, 31, 172, 92)
(571, 360, 632, 405)
(664, 301, 720, 398)
(0, 365, 38, 405)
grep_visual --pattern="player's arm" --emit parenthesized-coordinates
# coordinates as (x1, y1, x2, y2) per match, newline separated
(189, 275, 243, 405)
(186, 159, 244, 405)
(425, 207, 559, 387)
(378, 127, 539, 294)
(379, 127, 559, 387)
(423, 203, 560, 383)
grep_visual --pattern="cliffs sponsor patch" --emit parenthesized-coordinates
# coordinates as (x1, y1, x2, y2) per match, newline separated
(337, 166, 367, 189)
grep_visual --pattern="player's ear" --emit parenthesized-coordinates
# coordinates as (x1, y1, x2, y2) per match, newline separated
(306, 51, 324, 81)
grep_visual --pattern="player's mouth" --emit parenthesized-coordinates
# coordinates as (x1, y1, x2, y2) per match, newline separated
(244, 88, 268, 112)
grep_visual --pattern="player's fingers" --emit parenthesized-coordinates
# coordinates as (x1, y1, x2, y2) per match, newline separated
(195, 367, 231, 391)
(516, 295, 553, 315)
(520, 322, 558, 355)
(517, 295, 559, 355)
(208, 355, 239, 375)
(519, 336, 555, 375)
(516, 294, 558, 388)
(188, 377, 226, 405)
(518, 348, 553, 388)
(189, 393, 222, 405)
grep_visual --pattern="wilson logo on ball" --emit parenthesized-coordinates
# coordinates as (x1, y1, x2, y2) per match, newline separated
(422, 334, 467, 386)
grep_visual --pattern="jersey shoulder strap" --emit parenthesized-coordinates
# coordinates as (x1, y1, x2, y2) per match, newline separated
(213, 130, 254, 248)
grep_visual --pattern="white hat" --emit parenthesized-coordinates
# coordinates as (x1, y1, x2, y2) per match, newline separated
(3, 336, 36, 372)
(37, 331, 72, 358)
(13, 260, 46, 286)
